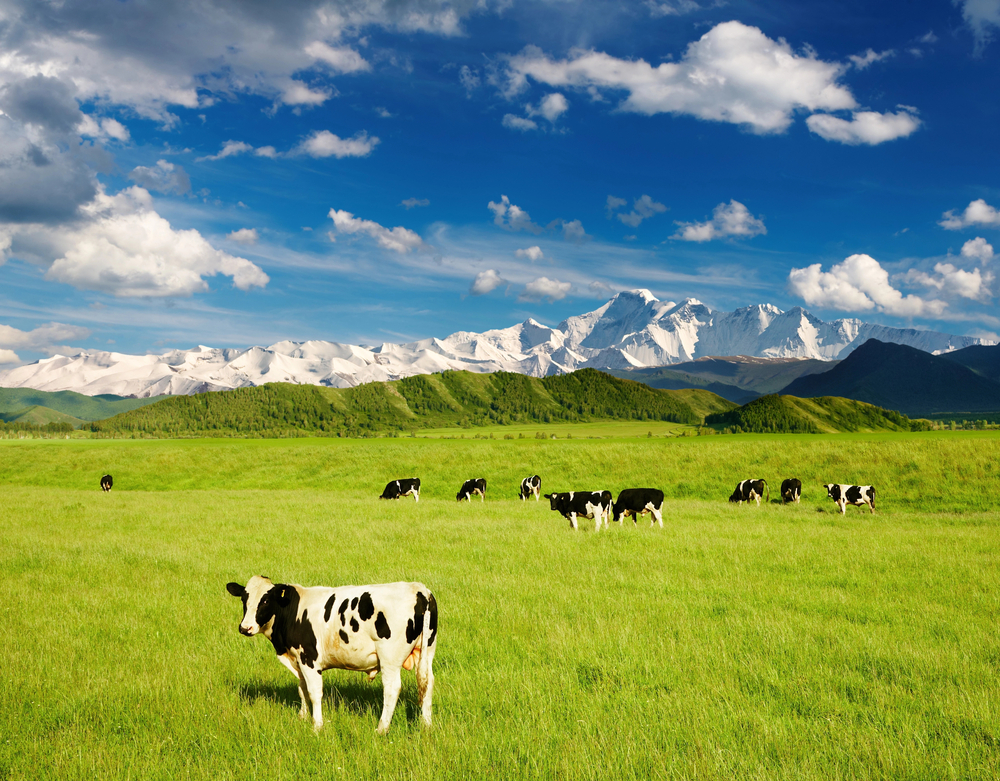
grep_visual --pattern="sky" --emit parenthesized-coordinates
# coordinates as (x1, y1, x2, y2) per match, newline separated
(1, 0, 999, 365)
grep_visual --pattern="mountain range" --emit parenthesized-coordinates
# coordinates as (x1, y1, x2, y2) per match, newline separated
(0, 290, 993, 398)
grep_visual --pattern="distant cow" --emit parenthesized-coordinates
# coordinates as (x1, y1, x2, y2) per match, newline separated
(780, 478, 802, 504)
(457, 478, 487, 502)
(227, 576, 437, 735)
(729, 478, 769, 506)
(100, 474, 113, 492)
(544, 491, 613, 532)
(824, 483, 875, 515)
(519, 475, 541, 501)
(612, 488, 665, 527)
(380, 478, 420, 502)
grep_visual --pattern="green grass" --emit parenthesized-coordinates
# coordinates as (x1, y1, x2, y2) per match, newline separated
(1, 433, 998, 780)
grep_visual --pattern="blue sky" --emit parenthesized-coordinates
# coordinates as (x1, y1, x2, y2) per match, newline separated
(1, 0, 999, 365)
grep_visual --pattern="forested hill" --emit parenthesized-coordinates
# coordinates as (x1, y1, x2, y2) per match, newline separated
(84, 369, 736, 437)
(704, 394, 929, 434)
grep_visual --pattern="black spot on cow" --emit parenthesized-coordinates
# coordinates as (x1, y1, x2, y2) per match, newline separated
(338, 599, 348, 619)
(324, 593, 337, 622)
(427, 593, 438, 647)
(260, 585, 319, 669)
(350, 597, 358, 611)
(339, 629, 349, 644)
(350, 617, 359, 633)
(375, 611, 392, 639)
(406, 592, 428, 644)
(358, 591, 374, 621)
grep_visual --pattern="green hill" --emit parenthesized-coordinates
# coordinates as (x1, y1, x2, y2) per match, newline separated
(0, 388, 164, 425)
(705, 394, 928, 434)
(84, 369, 727, 437)
(2, 405, 85, 427)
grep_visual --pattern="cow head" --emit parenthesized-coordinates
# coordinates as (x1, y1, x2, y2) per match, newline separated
(728, 489, 741, 503)
(823, 484, 835, 498)
(455, 490, 465, 501)
(226, 575, 290, 637)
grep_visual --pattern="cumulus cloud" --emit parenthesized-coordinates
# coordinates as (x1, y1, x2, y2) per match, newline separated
(940, 199, 1000, 230)
(605, 195, 628, 216)
(558, 219, 590, 242)
(788, 254, 946, 317)
(955, 0, 1000, 52)
(328, 209, 424, 253)
(502, 21, 863, 136)
(962, 237, 995, 262)
(0, 321, 91, 360)
(904, 262, 994, 302)
(647, 0, 701, 16)
(673, 200, 765, 242)
(488, 195, 543, 233)
(78, 115, 131, 142)
(469, 269, 506, 295)
(520, 276, 571, 302)
(502, 113, 538, 131)
(227, 228, 259, 244)
(401, 197, 430, 209)
(304, 42, 371, 74)
(295, 130, 380, 158)
(806, 109, 921, 145)
(128, 159, 191, 194)
(528, 93, 569, 122)
(515, 246, 544, 261)
(849, 48, 895, 69)
(612, 194, 668, 228)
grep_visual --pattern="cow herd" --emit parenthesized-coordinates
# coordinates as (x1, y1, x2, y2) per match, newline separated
(728, 477, 875, 515)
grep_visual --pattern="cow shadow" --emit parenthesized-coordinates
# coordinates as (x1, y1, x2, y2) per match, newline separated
(235, 674, 419, 724)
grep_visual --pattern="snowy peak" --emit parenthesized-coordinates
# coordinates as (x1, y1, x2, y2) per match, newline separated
(0, 291, 995, 397)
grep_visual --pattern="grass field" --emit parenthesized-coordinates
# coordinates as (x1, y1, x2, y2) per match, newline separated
(1, 432, 998, 780)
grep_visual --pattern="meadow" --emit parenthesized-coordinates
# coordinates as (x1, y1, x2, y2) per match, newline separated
(1, 431, 998, 780)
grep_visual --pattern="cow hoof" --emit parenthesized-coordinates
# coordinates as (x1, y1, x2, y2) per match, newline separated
(375, 724, 390, 736)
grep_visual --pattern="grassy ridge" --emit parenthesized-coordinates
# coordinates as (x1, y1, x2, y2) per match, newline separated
(83, 369, 721, 437)
(0, 387, 162, 423)
(706, 394, 925, 433)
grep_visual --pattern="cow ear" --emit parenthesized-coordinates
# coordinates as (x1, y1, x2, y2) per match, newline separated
(226, 582, 245, 598)
(277, 586, 292, 607)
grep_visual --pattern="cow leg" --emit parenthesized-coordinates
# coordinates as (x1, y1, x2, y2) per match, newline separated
(376, 666, 403, 735)
(594, 513, 602, 533)
(839, 500, 846, 515)
(413, 492, 419, 503)
(569, 512, 578, 530)
(653, 507, 663, 528)
(416, 645, 435, 727)
(299, 665, 325, 731)
(277, 654, 309, 719)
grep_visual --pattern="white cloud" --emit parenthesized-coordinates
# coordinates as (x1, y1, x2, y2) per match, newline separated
(296, 130, 379, 158)
(503, 21, 860, 135)
(304, 42, 371, 74)
(459, 65, 480, 96)
(605, 195, 628, 216)
(488, 195, 543, 233)
(849, 48, 895, 69)
(0, 321, 91, 358)
(228, 228, 259, 245)
(469, 269, 506, 295)
(520, 276, 571, 302)
(78, 115, 131, 142)
(559, 219, 590, 242)
(647, 0, 701, 17)
(788, 254, 946, 317)
(905, 262, 994, 302)
(962, 237, 995, 262)
(956, 0, 1000, 52)
(38, 187, 269, 297)
(0, 349, 19, 364)
(401, 198, 430, 209)
(515, 246, 544, 261)
(528, 93, 568, 122)
(128, 159, 191, 194)
(280, 80, 332, 106)
(673, 200, 765, 242)
(328, 209, 424, 253)
(197, 141, 284, 162)
(806, 109, 921, 145)
(502, 113, 538, 131)
(616, 194, 667, 228)
(940, 199, 1000, 230)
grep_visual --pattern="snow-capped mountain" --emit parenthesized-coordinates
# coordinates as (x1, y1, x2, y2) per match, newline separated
(0, 290, 993, 397)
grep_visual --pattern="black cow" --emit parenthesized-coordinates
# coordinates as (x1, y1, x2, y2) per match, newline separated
(519, 475, 541, 501)
(824, 483, 875, 514)
(780, 478, 802, 504)
(612, 488, 664, 527)
(380, 478, 420, 502)
(544, 491, 613, 531)
(729, 478, 769, 506)
(100, 474, 113, 492)
(456, 477, 487, 502)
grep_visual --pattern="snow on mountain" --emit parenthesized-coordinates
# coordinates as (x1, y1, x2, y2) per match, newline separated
(0, 289, 994, 397)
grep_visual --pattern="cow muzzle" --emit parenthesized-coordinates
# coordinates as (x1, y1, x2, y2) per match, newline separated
(239, 624, 255, 636)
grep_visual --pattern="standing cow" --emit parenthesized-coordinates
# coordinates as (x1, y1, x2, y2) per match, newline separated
(100, 474, 113, 492)
(456, 477, 487, 502)
(380, 478, 420, 502)
(729, 478, 769, 506)
(544, 491, 613, 531)
(824, 483, 875, 514)
(226, 576, 437, 734)
(612, 488, 665, 527)
(780, 478, 802, 504)
(519, 475, 541, 501)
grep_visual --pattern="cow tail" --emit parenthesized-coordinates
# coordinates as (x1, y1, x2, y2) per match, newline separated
(418, 591, 437, 674)
(870, 486, 876, 510)
(763, 479, 770, 504)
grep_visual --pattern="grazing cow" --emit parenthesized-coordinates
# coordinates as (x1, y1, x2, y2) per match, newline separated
(544, 491, 613, 532)
(100, 474, 113, 492)
(519, 475, 541, 501)
(612, 488, 665, 527)
(824, 483, 876, 515)
(456, 477, 487, 502)
(380, 478, 421, 502)
(729, 478, 769, 506)
(226, 576, 437, 735)
(780, 478, 802, 504)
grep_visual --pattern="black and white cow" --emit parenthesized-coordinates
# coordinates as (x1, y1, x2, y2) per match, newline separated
(456, 477, 487, 502)
(226, 576, 437, 734)
(380, 478, 421, 502)
(780, 478, 802, 504)
(729, 478, 769, 506)
(519, 475, 541, 501)
(612, 488, 665, 527)
(544, 491, 613, 531)
(824, 483, 876, 515)
(100, 474, 113, 492)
